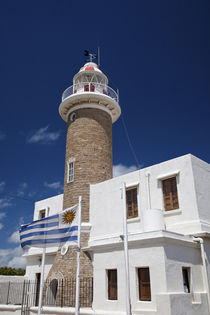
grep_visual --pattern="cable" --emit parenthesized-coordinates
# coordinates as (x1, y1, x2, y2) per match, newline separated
(116, 88, 141, 169)
(120, 114, 141, 169)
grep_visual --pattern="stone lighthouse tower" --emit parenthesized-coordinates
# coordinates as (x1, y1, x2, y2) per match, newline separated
(47, 60, 121, 283)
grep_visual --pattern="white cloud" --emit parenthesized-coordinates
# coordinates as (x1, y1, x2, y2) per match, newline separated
(17, 182, 28, 197)
(28, 191, 36, 198)
(0, 198, 12, 209)
(0, 246, 26, 268)
(0, 132, 6, 141)
(44, 181, 63, 193)
(27, 126, 61, 144)
(20, 183, 28, 189)
(0, 212, 6, 230)
(8, 255, 26, 269)
(8, 231, 20, 244)
(0, 181, 5, 191)
(18, 217, 25, 226)
(113, 164, 138, 177)
(0, 212, 5, 220)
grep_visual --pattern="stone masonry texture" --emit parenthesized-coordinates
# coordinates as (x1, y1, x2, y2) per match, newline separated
(47, 107, 112, 282)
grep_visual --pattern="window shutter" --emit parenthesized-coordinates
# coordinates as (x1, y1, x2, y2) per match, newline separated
(162, 177, 179, 211)
(138, 268, 151, 301)
(108, 270, 117, 300)
(126, 188, 138, 219)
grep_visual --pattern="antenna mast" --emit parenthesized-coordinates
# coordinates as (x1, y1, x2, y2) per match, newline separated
(98, 47, 100, 67)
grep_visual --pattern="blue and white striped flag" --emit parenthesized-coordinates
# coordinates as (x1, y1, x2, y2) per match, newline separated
(19, 204, 79, 250)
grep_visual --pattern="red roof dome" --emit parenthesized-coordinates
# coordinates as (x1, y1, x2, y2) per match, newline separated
(85, 66, 95, 71)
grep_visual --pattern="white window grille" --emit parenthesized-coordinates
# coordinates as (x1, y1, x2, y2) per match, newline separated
(68, 161, 74, 183)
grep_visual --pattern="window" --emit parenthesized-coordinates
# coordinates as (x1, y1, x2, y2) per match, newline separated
(107, 269, 118, 300)
(35, 273, 41, 306)
(126, 187, 138, 219)
(162, 177, 179, 211)
(182, 267, 190, 293)
(39, 209, 46, 219)
(84, 84, 89, 91)
(138, 268, 151, 301)
(68, 161, 74, 183)
(90, 83, 95, 92)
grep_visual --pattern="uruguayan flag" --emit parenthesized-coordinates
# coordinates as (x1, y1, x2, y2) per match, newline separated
(19, 205, 78, 249)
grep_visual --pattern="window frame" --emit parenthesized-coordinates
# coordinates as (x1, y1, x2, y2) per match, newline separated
(67, 160, 74, 183)
(107, 269, 118, 300)
(182, 267, 191, 293)
(39, 209, 46, 219)
(126, 186, 138, 219)
(137, 267, 151, 301)
(161, 176, 179, 211)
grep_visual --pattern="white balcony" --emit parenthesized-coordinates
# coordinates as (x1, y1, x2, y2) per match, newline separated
(62, 82, 119, 103)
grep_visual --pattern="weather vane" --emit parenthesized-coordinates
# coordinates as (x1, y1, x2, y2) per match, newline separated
(84, 50, 97, 63)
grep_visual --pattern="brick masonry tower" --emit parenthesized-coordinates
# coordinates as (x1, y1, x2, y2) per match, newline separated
(47, 61, 121, 283)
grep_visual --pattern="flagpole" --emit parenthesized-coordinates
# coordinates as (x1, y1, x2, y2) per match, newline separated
(75, 196, 82, 315)
(122, 183, 132, 315)
(38, 207, 49, 315)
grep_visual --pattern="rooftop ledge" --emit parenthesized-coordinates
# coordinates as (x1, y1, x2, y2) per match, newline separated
(87, 230, 198, 251)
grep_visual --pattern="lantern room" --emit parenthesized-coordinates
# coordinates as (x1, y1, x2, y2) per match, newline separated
(73, 62, 108, 95)
(59, 61, 121, 123)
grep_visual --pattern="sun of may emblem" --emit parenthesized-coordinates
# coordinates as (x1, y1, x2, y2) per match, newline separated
(62, 209, 76, 224)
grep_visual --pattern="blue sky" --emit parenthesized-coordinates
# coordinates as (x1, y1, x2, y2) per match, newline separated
(0, 0, 209, 268)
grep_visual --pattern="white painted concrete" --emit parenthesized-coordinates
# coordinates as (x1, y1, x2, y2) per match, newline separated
(24, 194, 63, 280)
(89, 154, 210, 241)
(89, 230, 209, 314)
(88, 154, 210, 315)
(2, 154, 210, 315)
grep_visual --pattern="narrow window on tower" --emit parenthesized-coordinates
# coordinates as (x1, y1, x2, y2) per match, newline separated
(107, 269, 118, 300)
(138, 267, 151, 301)
(67, 161, 74, 183)
(126, 187, 138, 219)
(162, 177, 179, 211)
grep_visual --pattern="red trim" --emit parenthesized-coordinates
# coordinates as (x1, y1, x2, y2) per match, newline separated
(85, 66, 94, 71)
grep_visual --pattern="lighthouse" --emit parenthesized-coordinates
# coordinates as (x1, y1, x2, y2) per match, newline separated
(47, 60, 121, 282)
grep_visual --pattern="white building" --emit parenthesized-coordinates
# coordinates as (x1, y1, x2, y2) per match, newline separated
(22, 153, 210, 315)
(1, 59, 209, 315)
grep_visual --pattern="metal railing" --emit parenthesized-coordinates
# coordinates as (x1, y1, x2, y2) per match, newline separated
(0, 278, 93, 308)
(62, 82, 119, 103)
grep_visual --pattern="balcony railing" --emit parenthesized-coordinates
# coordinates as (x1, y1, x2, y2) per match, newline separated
(62, 82, 119, 103)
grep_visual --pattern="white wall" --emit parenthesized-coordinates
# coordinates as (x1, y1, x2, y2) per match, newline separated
(89, 154, 210, 314)
(92, 242, 166, 313)
(91, 231, 208, 314)
(24, 194, 63, 280)
(191, 155, 210, 230)
(90, 154, 210, 241)
(25, 254, 56, 280)
(33, 194, 63, 220)
(164, 243, 204, 293)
